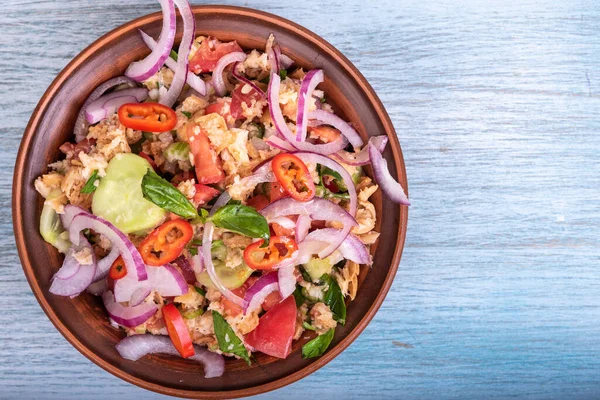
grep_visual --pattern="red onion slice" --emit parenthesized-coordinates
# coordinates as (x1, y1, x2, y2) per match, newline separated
(93, 246, 120, 282)
(296, 70, 324, 142)
(332, 136, 388, 166)
(191, 252, 204, 274)
(69, 213, 148, 281)
(130, 286, 152, 307)
(125, 0, 176, 81)
(86, 279, 108, 296)
(232, 62, 266, 98)
(270, 216, 296, 230)
(308, 109, 364, 148)
(276, 46, 294, 69)
(267, 47, 279, 74)
(159, 0, 195, 107)
(139, 30, 206, 95)
(278, 264, 296, 298)
(268, 73, 348, 155)
(85, 88, 148, 124)
(102, 291, 157, 328)
(260, 197, 357, 258)
(49, 237, 97, 297)
(368, 142, 410, 205)
(114, 264, 188, 303)
(74, 76, 137, 142)
(243, 272, 279, 314)
(60, 205, 88, 229)
(212, 52, 247, 97)
(300, 228, 372, 266)
(293, 152, 357, 216)
(295, 214, 311, 242)
(116, 334, 225, 378)
(265, 136, 295, 152)
(203, 191, 248, 307)
(173, 255, 196, 284)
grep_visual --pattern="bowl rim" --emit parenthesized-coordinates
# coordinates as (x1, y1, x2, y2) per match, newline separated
(12, 5, 408, 398)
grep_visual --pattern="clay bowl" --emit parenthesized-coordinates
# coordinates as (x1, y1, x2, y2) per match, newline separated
(13, 5, 408, 399)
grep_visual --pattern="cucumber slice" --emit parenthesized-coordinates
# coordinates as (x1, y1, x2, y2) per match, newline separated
(303, 256, 335, 282)
(92, 153, 166, 234)
(39, 190, 71, 253)
(196, 259, 254, 290)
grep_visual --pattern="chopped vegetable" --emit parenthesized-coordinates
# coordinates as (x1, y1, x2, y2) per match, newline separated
(141, 169, 199, 219)
(118, 103, 177, 132)
(212, 311, 251, 365)
(271, 153, 315, 202)
(138, 219, 194, 266)
(80, 170, 100, 194)
(243, 236, 297, 270)
(163, 303, 195, 358)
(302, 328, 334, 359)
(109, 256, 127, 280)
(163, 142, 190, 163)
(210, 204, 270, 246)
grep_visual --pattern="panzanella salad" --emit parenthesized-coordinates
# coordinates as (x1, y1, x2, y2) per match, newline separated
(34, 0, 409, 378)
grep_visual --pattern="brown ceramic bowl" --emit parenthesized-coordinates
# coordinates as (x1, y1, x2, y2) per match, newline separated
(13, 5, 408, 399)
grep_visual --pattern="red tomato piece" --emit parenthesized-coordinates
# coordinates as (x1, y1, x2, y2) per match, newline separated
(171, 171, 196, 185)
(308, 125, 341, 144)
(222, 276, 258, 317)
(189, 38, 243, 74)
(271, 222, 294, 237)
(261, 290, 283, 312)
(193, 184, 220, 206)
(246, 195, 269, 211)
(162, 303, 195, 358)
(186, 124, 225, 184)
(230, 84, 264, 120)
(244, 295, 297, 359)
(205, 98, 232, 120)
(269, 182, 288, 202)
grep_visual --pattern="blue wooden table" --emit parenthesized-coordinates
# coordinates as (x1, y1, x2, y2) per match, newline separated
(2, 0, 599, 398)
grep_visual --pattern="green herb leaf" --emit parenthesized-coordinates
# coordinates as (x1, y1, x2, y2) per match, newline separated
(188, 246, 198, 256)
(302, 328, 335, 359)
(322, 274, 346, 325)
(181, 111, 192, 119)
(212, 311, 251, 365)
(141, 169, 198, 219)
(194, 286, 206, 296)
(279, 69, 288, 80)
(300, 266, 313, 283)
(209, 204, 270, 246)
(170, 49, 178, 62)
(182, 308, 203, 319)
(293, 286, 306, 307)
(81, 170, 100, 194)
(302, 321, 316, 331)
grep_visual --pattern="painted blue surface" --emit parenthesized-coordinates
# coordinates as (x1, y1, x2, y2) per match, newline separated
(2, 0, 599, 399)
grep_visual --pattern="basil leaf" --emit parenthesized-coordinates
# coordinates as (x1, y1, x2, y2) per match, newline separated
(210, 204, 270, 246)
(194, 286, 206, 296)
(212, 311, 251, 365)
(302, 328, 334, 359)
(302, 321, 316, 331)
(141, 169, 199, 219)
(319, 165, 347, 191)
(81, 170, 100, 194)
(322, 274, 346, 325)
(293, 286, 306, 307)
(181, 111, 192, 119)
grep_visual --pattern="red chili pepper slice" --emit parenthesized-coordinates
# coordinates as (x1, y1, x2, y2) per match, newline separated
(243, 236, 298, 270)
(118, 103, 177, 132)
(138, 219, 194, 266)
(109, 256, 127, 280)
(162, 303, 194, 358)
(271, 153, 316, 202)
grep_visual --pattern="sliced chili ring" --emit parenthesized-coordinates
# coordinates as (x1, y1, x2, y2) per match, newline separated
(271, 153, 315, 202)
(109, 255, 127, 280)
(118, 103, 177, 132)
(243, 236, 298, 270)
(162, 303, 195, 358)
(139, 219, 194, 266)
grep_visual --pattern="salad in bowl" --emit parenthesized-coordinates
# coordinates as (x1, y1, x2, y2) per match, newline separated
(33, 0, 409, 379)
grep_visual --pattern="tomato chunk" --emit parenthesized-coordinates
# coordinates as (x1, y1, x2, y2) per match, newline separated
(187, 124, 225, 184)
(205, 98, 232, 121)
(162, 303, 195, 358)
(189, 38, 243, 74)
(193, 184, 220, 206)
(230, 84, 264, 120)
(138, 219, 194, 266)
(244, 295, 296, 359)
(246, 195, 269, 211)
(261, 290, 283, 312)
(271, 153, 316, 202)
(243, 236, 297, 270)
(222, 276, 258, 317)
(269, 182, 288, 202)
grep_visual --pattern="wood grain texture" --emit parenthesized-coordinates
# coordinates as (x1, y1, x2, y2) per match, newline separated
(2, 0, 599, 399)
